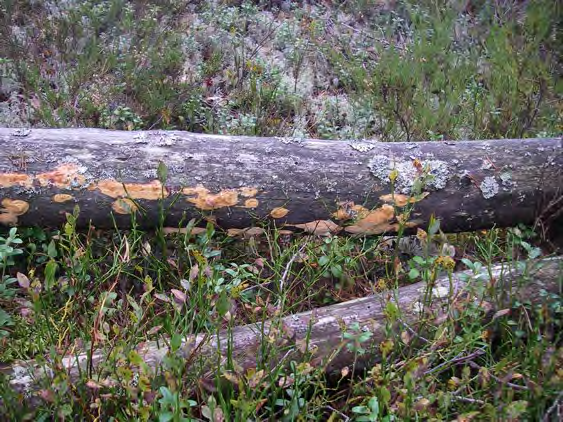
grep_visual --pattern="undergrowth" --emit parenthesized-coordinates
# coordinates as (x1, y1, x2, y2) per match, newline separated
(0, 206, 561, 420)
(0, 0, 562, 420)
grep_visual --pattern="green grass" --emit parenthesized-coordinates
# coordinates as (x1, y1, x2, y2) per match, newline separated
(0, 0, 562, 420)
(1, 0, 561, 138)
(0, 207, 561, 420)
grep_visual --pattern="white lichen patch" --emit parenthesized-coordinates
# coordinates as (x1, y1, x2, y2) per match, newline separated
(157, 133, 178, 146)
(367, 155, 451, 194)
(10, 128, 31, 137)
(412, 301, 424, 313)
(133, 132, 149, 144)
(499, 172, 514, 189)
(479, 176, 499, 199)
(350, 141, 376, 152)
(432, 286, 450, 299)
(133, 131, 178, 147)
(480, 159, 494, 170)
(276, 136, 304, 145)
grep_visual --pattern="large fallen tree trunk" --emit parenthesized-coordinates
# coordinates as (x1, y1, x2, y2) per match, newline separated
(3, 257, 561, 405)
(0, 129, 561, 232)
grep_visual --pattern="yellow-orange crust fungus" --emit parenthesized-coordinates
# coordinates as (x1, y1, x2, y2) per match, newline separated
(270, 207, 289, 219)
(185, 187, 239, 210)
(0, 198, 30, 226)
(97, 180, 168, 200)
(344, 204, 396, 235)
(332, 201, 371, 221)
(332, 209, 353, 220)
(0, 173, 33, 188)
(112, 198, 139, 215)
(52, 194, 74, 203)
(239, 187, 258, 198)
(182, 185, 210, 196)
(36, 164, 86, 189)
(244, 198, 259, 208)
(1, 199, 30, 215)
(379, 192, 429, 207)
(0, 213, 18, 225)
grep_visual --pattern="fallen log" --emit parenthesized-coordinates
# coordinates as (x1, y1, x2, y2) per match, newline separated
(0, 128, 561, 233)
(3, 256, 561, 404)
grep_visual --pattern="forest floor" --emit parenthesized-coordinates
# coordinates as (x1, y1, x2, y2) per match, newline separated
(0, 1, 562, 420)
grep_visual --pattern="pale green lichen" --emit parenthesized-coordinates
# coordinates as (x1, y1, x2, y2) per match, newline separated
(479, 176, 499, 199)
(499, 172, 514, 189)
(367, 155, 451, 194)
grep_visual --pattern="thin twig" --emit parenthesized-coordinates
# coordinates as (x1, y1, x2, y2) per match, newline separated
(467, 361, 530, 391)
(417, 392, 485, 405)
(424, 348, 486, 376)
(451, 395, 485, 405)
(277, 243, 307, 306)
(397, 318, 431, 344)
(324, 405, 350, 421)
(542, 391, 563, 422)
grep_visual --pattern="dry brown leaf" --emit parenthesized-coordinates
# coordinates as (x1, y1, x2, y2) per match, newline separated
(17, 272, 30, 288)
(170, 289, 187, 303)
(162, 226, 207, 235)
(227, 227, 265, 238)
(292, 220, 342, 236)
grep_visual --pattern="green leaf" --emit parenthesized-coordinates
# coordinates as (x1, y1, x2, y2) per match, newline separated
(351, 405, 370, 414)
(47, 240, 58, 259)
(528, 247, 541, 259)
(44, 260, 58, 290)
(461, 258, 475, 269)
(408, 268, 420, 280)
(412, 256, 425, 265)
(159, 386, 175, 405)
(428, 216, 441, 235)
(170, 334, 182, 352)
(0, 307, 13, 327)
(216, 291, 230, 316)
(128, 350, 144, 366)
(158, 412, 174, 422)
(379, 386, 391, 405)
(368, 396, 380, 414)
(157, 161, 168, 183)
(63, 223, 72, 237)
(330, 264, 343, 278)
(384, 302, 399, 321)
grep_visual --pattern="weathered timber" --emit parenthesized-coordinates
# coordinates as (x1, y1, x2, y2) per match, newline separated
(4, 257, 562, 404)
(0, 128, 561, 232)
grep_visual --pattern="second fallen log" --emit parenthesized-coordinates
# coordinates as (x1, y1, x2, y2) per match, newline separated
(4, 257, 562, 404)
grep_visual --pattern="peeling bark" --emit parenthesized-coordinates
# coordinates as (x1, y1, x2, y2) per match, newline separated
(0, 128, 561, 232)
(3, 257, 562, 405)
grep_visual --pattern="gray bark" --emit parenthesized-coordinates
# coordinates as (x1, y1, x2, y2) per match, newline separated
(0, 128, 561, 232)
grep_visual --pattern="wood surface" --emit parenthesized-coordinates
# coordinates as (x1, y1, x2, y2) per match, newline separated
(1, 128, 561, 233)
